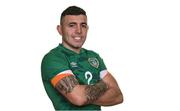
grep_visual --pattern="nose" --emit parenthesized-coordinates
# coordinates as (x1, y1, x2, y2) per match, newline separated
(76, 25, 82, 34)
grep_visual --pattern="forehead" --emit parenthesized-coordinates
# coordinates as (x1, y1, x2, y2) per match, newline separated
(62, 15, 87, 24)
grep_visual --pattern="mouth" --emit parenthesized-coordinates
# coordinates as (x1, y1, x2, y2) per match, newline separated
(74, 36, 81, 40)
(73, 36, 83, 42)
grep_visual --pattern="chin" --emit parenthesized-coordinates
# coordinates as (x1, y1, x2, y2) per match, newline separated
(73, 45, 82, 49)
(73, 43, 84, 48)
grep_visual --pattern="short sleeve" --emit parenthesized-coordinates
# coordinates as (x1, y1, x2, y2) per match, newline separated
(96, 54, 108, 79)
(41, 53, 70, 81)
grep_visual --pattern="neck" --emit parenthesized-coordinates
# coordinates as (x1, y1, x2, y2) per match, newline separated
(62, 43, 81, 54)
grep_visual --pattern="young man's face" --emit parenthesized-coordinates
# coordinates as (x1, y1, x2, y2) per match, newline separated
(57, 15, 88, 52)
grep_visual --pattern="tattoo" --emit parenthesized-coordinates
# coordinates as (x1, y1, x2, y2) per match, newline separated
(55, 75, 79, 94)
(85, 80, 108, 104)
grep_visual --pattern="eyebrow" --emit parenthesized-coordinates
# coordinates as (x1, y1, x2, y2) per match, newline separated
(69, 22, 87, 25)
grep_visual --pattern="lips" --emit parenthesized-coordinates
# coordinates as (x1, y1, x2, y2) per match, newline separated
(74, 36, 81, 40)
(73, 36, 84, 42)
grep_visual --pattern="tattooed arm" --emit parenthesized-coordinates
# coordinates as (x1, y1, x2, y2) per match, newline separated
(85, 80, 108, 104)
(93, 72, 123, 106)
(53, 75, 108, 106)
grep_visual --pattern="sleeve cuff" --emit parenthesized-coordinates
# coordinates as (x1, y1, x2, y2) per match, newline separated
(100, 70, 108, 79)
(51, 70, 74, 87)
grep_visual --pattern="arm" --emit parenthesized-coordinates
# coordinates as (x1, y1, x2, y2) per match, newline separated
(52, 75, 108, 106)
(93, 72, 123, 106)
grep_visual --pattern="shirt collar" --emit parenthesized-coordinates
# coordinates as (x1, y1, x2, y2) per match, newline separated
(58, 43, 85, 55)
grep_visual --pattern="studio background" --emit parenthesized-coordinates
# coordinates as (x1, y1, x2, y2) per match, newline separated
(0, 0, 180, 111)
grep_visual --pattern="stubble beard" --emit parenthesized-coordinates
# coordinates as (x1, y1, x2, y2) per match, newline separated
(62, 37, 85, 51)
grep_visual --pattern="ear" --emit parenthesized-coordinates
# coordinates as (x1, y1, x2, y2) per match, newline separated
(87, 25, 89, 31)
(57, 25, 62, 35)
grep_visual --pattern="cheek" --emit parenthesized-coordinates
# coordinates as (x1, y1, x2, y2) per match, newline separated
(63, 30, 73, 37)
(83, 29, 88, 35)
(83, 32, 88, 38)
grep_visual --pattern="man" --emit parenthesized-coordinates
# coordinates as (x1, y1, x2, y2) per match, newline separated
(41, 6, 123, 110)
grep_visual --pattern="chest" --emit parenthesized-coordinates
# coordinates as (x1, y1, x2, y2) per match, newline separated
(67, 55, 100, 85)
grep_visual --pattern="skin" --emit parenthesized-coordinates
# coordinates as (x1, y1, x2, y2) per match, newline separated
(55, 15, 123, 106)
(93, 73, 123, 106)
(57, 15, 88, 53)
(55, 76, 108, 105)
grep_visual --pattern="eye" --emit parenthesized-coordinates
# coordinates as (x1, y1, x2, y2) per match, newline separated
(69, 24, 75, 27)
(82, 24, 87, 28)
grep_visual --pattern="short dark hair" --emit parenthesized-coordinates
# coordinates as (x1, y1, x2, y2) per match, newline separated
(60, 6, 86, 24)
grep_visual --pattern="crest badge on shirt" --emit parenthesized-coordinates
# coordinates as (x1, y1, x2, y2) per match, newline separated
(88, 58, 99, 68)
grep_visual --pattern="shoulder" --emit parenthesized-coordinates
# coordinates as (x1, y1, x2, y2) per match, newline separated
(83, 48, 105, 61)
(42, 46, 67, 65)
(41, 46, 70, 80)
(83, 48, 100, 57)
